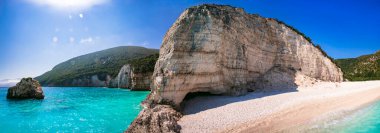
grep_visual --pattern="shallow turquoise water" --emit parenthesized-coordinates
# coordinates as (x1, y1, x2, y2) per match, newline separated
(309, 100, 380, 133)
(0, 87, 149, 133)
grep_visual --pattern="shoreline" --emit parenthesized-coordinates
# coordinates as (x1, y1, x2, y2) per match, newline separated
(178, 81, 380, 133)
(290, 97, 380, 132)
(229, 83, 380, 133)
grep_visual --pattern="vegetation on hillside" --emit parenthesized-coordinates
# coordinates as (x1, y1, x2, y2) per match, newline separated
(335, 51, 380, 81)
(35, 46, 159, 86)
(130, 53, 159, 73)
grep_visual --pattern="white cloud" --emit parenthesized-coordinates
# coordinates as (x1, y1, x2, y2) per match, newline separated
(125, 41, 150, 47)
(79, 13, 84, 18)
(26, 0, 109, 10)
(0, 79, 20, 87)
(69, 37, 75, 43)
(52, 36, 59, 43)
(80, 37, 93, 44)
(142, 41, 149, 47)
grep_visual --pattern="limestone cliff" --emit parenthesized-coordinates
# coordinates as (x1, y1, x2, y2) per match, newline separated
(149, 4, 343, 106)
(109, 64, 152, 90)
(130, 71, 153, 91)
(109, 65, 132, 88)
(127, 4, 343, 132)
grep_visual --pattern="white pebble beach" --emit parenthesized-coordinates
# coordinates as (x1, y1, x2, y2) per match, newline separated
(179, 81, 380, 133)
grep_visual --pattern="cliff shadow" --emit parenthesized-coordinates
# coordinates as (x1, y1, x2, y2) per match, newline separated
(181, 88, 297, 115)
(181, 67, 299, 115)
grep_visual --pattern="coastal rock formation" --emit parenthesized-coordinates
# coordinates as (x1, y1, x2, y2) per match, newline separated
(109, 64, 153, 90)
(7, 78, 44, 99)
(130, 72, 153, 90)
(127, 105, 182, 133)
(149, 4, 343, 106)
(109, 64, 132, 88)
(127, 4, 343, 132)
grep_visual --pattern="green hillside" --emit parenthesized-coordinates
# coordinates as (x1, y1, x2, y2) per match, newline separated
(335, 51, 380, 81)
(35, 46, 159, 86)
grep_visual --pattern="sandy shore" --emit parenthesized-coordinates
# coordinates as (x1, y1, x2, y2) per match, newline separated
(178, 81, 380, 133)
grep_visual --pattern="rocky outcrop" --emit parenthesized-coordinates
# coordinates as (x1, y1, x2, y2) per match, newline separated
(147, 4, 343, 106)
(7, 78, 44, 99)
(109, 65, 132, 88)
(127, 4, 344, 132)
(109, 64, 153, 90)
(131, 72, 153, 90)
(127, 105, 182, 133)
(55, 64, 152, 90)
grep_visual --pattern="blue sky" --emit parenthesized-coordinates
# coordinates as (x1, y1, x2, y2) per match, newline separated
(0, 0, 379, 81)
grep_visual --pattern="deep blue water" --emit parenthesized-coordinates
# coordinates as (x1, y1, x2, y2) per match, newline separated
(0, 87, 149, 133)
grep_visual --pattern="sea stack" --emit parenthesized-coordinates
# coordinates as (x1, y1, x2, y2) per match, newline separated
(108, 64, 154, 90)
(7, 77, 44, 99)
(109, 64, 133, 88)
(127, 4, 343, 132)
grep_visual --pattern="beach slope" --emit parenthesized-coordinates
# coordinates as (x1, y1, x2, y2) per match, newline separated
(179, 81, 380, 133)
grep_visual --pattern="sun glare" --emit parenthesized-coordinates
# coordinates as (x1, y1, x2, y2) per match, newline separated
(27, 0, 109, 10)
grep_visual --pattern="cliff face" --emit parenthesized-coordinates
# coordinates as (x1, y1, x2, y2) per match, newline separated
(131, 72, 153, 90)
(149, 4, 343, 106)
(109, 65, 132, 88)
(109, 64, 152, 90)
(127, 4, 343, 132)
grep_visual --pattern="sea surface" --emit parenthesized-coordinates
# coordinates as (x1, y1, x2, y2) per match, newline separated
(0, 87, 149, 133)
(307, 100, 380, 133)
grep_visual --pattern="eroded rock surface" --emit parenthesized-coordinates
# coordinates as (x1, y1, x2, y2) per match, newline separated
(7, 78, 44, 99)
(128, 4, 344, 132)
(109, 64, 132, 88)
(109, 64, 152, 90)
(131, 72, 153, 90)
(126, 104, 182, 133)
(149, 4, 343, 106)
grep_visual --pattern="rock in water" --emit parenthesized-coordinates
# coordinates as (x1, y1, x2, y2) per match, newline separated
(110, 64, 132, 88)
(7, 78, 44, 99)
(127, 4, 343, 132)
(127, 105, 182, 133)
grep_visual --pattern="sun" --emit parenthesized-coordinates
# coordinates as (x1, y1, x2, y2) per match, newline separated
(27, 0, 109, 10)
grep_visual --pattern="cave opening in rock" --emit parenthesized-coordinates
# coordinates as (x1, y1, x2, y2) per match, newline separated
(180, 91, 221, 110)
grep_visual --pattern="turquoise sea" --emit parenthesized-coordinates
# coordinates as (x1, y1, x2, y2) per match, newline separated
(0, 87, 149, 133)
(2, 87, 380, 133)
(307, 100, 380, 133)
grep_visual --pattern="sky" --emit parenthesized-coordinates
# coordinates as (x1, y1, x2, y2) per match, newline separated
(0, 0, 379, 82)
